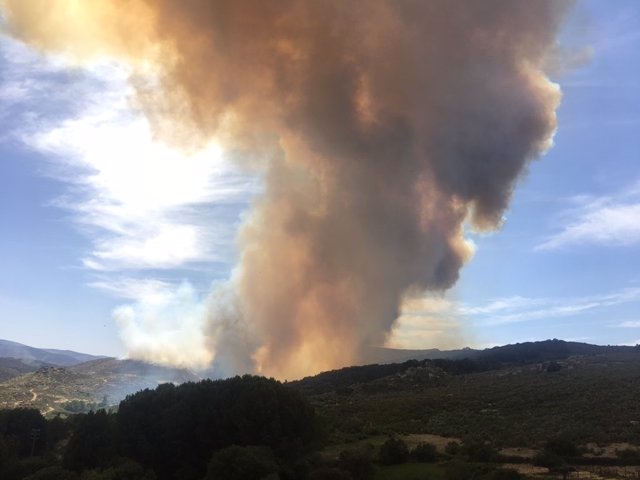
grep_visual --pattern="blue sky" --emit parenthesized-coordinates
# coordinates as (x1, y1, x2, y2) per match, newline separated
(1, 1, 639, 358)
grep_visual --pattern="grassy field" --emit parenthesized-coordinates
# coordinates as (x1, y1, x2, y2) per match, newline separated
(374, 462, 446, 480)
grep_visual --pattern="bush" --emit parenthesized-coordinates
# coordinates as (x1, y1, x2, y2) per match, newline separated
(444, 441, 460, 456)
(81, 460, 156, 480)
(616, 447, 640, 460)
(337, 447, 374, 480)
(544, 437, 578, 458)
(308, 467, 353, 480)
(204, 445, 279, 480)
(463, 439, 497, 463)
(533, 450, 563, 470)
(445, 461, 483, 480)
(411, 442, 437, 462)
(23, 466, 79, 480)
(485, 468, 525, 480)
(378, 437, 409, 465)
(0, 457, 53, 480)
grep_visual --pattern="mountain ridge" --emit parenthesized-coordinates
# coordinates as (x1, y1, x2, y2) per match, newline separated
(0, 339, 106, 367)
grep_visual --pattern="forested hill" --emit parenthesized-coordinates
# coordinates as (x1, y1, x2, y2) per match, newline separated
(290, 339, 638, 395)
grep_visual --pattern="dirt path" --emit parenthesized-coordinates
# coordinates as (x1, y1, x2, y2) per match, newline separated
(29, 389, 37, 402)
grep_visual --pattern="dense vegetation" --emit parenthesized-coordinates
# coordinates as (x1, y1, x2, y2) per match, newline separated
(307, 351, 640, 447)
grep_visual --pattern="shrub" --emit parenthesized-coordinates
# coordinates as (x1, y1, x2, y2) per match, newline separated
(411, 442, 437, 462)
(308, 467, 353, 480)
(533, 450, 563, 470)
(23, 466, 79, 480)
(544, 437, 578, 458)
(445, 460, 484, 480)
(616, 447, 640, 460)
(445, 441, 461, 456)
(485, 468, 525, 480)
(378, 437, 409, 465)
(81, 460, 156, 480)
(337, 447, 374, 480)
(463, 439, 497, 462)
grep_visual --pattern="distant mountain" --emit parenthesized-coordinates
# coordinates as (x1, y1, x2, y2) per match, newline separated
(0, 357, 46, 382)
(368, 339, 637, 366)
(0, 339, 105, 366)
(470, 339, 632, 364)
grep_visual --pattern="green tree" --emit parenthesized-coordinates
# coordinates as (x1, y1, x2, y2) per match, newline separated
(116, 376, 319, 480)
(0, 408, 47, 457)
(63, 410, 116, 472)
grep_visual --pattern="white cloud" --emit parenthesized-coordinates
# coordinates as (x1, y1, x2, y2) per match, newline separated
(537, 186, 640, 250)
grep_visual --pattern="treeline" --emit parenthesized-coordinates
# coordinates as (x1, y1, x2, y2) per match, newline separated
(0, 375, 323, 480)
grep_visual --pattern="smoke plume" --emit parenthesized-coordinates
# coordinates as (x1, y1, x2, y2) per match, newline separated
(1, 0, 568, 378)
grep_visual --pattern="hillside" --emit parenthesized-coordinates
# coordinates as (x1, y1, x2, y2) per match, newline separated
(291, 341, 640, 447)
(0, 358, 200, 415)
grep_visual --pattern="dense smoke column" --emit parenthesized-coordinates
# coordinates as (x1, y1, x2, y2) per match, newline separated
(1, 0, 568, 378)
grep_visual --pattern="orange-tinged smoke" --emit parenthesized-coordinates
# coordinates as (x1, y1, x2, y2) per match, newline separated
(1, 0, 569, 379)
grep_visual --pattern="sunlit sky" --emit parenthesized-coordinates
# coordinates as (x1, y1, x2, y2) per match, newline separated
(1, 1, 639, 357)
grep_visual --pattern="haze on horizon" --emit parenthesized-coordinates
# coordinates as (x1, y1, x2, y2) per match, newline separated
(0, 0, 639, 380)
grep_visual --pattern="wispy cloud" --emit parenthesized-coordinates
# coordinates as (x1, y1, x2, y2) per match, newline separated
(399, 286, 640, 328)
(615, 320, 640, 328)
(537, 185, 640, 251)
(1, 37, 257, 278)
